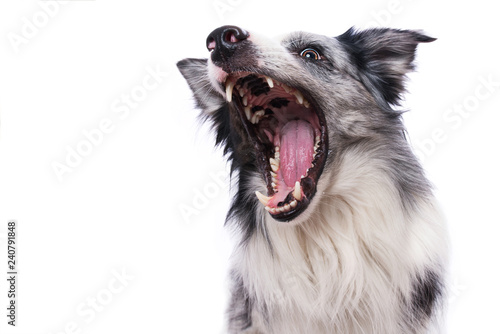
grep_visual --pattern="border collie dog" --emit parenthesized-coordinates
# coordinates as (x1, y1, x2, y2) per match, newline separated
(177, 26, 448, 334)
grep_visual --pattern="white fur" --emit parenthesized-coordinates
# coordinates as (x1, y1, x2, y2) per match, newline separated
(229, 148, 447, 334)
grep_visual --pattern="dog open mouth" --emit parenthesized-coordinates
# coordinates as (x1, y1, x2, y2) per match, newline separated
(224, 73, 328, 222)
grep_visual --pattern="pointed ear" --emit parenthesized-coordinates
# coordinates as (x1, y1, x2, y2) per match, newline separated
(177, 58, 225, 114)
(337, 27, 436, 109)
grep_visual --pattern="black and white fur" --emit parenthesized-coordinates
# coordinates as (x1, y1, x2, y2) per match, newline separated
(178, 26, 448, 334)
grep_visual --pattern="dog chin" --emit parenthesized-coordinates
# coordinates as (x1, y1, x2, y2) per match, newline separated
(264, 170, 329, 226)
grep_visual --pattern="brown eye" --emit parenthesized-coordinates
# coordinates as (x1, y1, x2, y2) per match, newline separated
(300, 48, 321, 60)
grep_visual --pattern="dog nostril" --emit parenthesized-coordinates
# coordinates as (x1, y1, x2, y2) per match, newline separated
(224, 31, 239, 43)
(207, 37, 216, 52)
(206, 25, 249, 53)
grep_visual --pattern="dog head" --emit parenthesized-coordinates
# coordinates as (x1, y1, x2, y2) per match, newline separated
(177, 26, 434, 225)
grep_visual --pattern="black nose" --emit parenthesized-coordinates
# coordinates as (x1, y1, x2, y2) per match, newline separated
(206, 25, 249, 62)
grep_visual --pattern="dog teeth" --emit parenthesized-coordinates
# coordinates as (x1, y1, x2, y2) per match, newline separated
(281, 83, 292, 94)
(270, 155, 280, 172)
(242, 95, 248, 106)
(255, 109, 264, 121)
(244, 106, 252, 121)
(314, 135, 320, 154)
(260, 187, 299, 214)
(250, 113, 259, 124)
(293, 181, 302, 201)
(293, 90, 304, 105)
(265, 206, 277, 214)
(225, 81, 235, 102)
(255, 191, 272, 206)
(265, 76, 274, 88)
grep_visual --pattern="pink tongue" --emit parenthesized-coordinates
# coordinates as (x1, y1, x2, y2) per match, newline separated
(280, 120, 315, 187)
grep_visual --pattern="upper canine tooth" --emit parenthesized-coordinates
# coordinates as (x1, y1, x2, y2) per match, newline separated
(265, 76, 274, 88)
(255, 191, 271, 206)
(293, 181, 302, 201)
(226, 81, 235, 102)
(293, 91, 304, 105)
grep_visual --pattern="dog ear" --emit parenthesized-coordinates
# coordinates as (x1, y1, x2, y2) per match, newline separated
(177, 58, 226, 114)
(337, 27, 436, 109)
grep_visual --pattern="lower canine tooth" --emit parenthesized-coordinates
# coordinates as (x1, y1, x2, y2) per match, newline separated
(255, 191, 271, 206)
(226, 81, 235, 102)
(244, 106, 251, 120)
(293, 181, 302, 201)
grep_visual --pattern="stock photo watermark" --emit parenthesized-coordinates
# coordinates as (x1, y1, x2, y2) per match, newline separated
(412, 74, 499, 162)
(212, 0, 245, 20)
(51, 64, 170, 182)
(7, 1, 71, 54)
(47, 267, 134, 334)
(5, 221, 18, 327)
(365, 0, 416, 28)
(448, 277, 467, 305)
(178, 169, 228, 224)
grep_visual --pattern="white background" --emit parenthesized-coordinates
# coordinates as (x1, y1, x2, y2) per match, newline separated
(0, 0, 499, 333)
